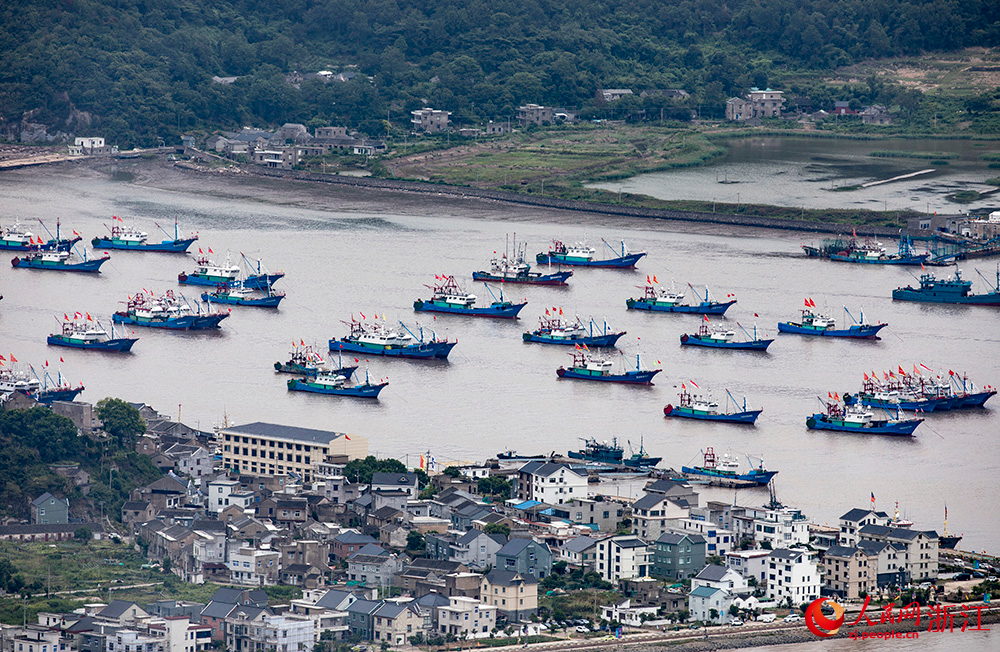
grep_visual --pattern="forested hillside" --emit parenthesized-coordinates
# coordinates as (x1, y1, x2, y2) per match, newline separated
(1, 0, 997, 145)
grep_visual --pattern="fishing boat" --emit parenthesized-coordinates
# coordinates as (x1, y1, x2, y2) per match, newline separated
(567, 437, 625, 464)
(939, 506, 962, 549)
(473, 235, 573, 285)
(92, 216, 198, 252)
(522, 313, 625, 347)
(0, 219, 80, 251)
(844, 368, 995, 411)
(496, 450, 548, 461)
(623, 437, 662, 469)
(830, 233, 929, 265)
(0, 364, 85, 404)
(201, 281, 285, 307)
(626, 278, 737, 314)
(287, 368, 387, 398)
(47, 314, 138, 352)
(802, 236, 853, 258)
(112, 290, 230, 329)
(178, 251, 284, 289)
(330, 316, 455, 359)
(414, 276, 526, 318)
(680, 320, 773, 350)
(275, 344, 358, 378)
(681, 448, 777, 486)
(663, 386, 763, 424)
(777, 301, 886, 338)
(892, 266, 1000, 305)
(536, 238, 646, 268)
(11, 241, 109, 273)
(806, 399, 921, 436)
(556, 348, 661, 384)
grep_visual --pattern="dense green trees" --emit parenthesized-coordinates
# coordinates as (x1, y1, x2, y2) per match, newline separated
(0, 0, 996, 145)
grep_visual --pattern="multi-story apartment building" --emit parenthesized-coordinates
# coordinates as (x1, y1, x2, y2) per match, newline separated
(218, 422, 367, 482)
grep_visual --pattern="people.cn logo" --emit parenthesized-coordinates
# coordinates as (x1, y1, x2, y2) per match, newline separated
(805, 598, 845, 637)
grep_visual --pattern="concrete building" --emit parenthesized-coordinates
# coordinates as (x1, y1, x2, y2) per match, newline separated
(229, 546, 279, 586)
(410, 108, 451, 132)
(548, 497, 625, 531)
(516, 104, 554, 126)
(30, 493, 69, 524)
(515, 462, 587, 505)
(857, 524, 938, 582)
(435, 597, 496, 638)
(495, 539, 552, 579)
(632, 493, 689, 541)
(558, 536, 598, 570)
(725, 549, 770, 584)
(595, 536, 651, 582)
(371, 600, 423, 645)
(822, 545, 875, 600)
(651, 533, 706, 580)
(480, 569, 537, 622)
(765, 549, 821, 604)
(687, 585, 734, 625)
(838, 508, 890, 546)
(725, 88, 785, 121)
(218, 422, 367, 482)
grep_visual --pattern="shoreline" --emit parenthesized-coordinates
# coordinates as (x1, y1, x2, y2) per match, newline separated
(171, 159, 912, 237)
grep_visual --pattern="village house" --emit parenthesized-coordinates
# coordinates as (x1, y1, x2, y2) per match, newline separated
(410, 108, 451, 132)
(30, 493, 69, 524)
(479, 569, 537, 622)
(595, 536, 651, 582)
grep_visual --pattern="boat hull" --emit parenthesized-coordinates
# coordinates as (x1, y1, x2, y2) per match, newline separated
(113, 312, 228, 330)
(557, 368, 660, 384)
(286, 378, 386, 397)
(830, 253, 929, 265)
(47, 335, 138, 352)
(680, 334, 773, 350)
(663, 404, 762, 423)
(627, 299, 736, 314)
(472, 270, 572, 286)
(891, 289, 1000, 305)
(274, 362, 358, 378)
(413, 299, 526, 318)
(777, 322, 886, 338)
(201, 292, 284, 307)
(179, 272, 283, 289)
(680, 466, 777, 485)
(0, 237, 79, 252)
(34, 387, 85, 404)
(522, 332, 625, 347)
(11, 256, 108, 273)
(536, 252, 646, 268)
(805, 414, 921, 435)
(330, 339, 450, 359)
(92, 237, 197, 252)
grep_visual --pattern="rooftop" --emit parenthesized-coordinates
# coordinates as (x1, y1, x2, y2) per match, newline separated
(223, 422, 350, 444)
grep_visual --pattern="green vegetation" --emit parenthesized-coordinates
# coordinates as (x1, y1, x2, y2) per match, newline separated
(0, 404, 161, 521)
(981, 153, 1000, 161)
(868, 150, 960, 159)
(342, 455, 427, 485)
(478, 476, 512, 499)
(986, 177, 1000, 186)
(96, 398, 147, 448)
(1, 0, 998, 146)
(483, 522, 511, 538)
(541, 589, 620, 621)
(946, 190, 984, 203)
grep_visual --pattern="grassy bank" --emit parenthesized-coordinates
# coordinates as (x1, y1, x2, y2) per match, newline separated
(868, 150, 960, 159)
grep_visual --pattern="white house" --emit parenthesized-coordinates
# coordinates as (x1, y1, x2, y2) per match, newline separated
(669, 519, 736, 557)
(725, 550, 770, 584)
(838, 508, 890, 546)
(435, 597, 496, 639)
(688, 586, 734, 625)
(733, 505, 810, 549)
(515, 462, 587, 505)
(595, 536, 651, 582)
(858, 525, 938, 582)
(600, 598, 658, 626)
(691, 564, 749, 595)
(765, 549, 821, 604)
(631, 492, 689, 541)
(207, 480, 240, 513)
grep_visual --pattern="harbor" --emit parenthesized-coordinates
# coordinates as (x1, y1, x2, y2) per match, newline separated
(0, 160, 998, 552)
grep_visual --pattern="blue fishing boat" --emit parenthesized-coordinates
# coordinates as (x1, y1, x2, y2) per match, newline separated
(0, 219, 81, 251)
(681, 448, 777, 486)
(623, 438, 662, 469)
(3, 366, 86, 405)
(202, 282, 285, 307)
(806, 399, 921, 436)
(11, 247, 109, 273)
(473, 234, 573, 285)
(330, 317, 455, 359)
(414, 276, 526, 318)
(829, 233, 929, 265)
(47, 314, 138, 352)
(275, 344, 358, 379)
(680, 321, 773, 350)
(92, 216, 198, 253)
(113, 290, 230, 329)
(892, 267, 1000, 305)
(287, 368, 387, 398)
(523, 313, 625, 347)
(664, 386, 762, 424)
(567, 437, 625, 464)
(557, 349, 661, 384)
(179, 252, 284, 289)
(536, 238, 646, 268)
(778, 302, 885, 338)
(844, 368, 996, 411)
(626, 278, 737, 314)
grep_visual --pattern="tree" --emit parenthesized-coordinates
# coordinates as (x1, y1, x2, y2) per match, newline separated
(709, 608, 719, 622)
(443, 466, 462, 478)
(343, 456, 407, 485)
(407, 530, 426, 552)
(484, 522, 510, 538)
(418, 485, 437, 499)
(74, 526, 93, 541)
(96, 398, 146, 448)
(477, 476, 511, 498)
(728, 604, 739, 617)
